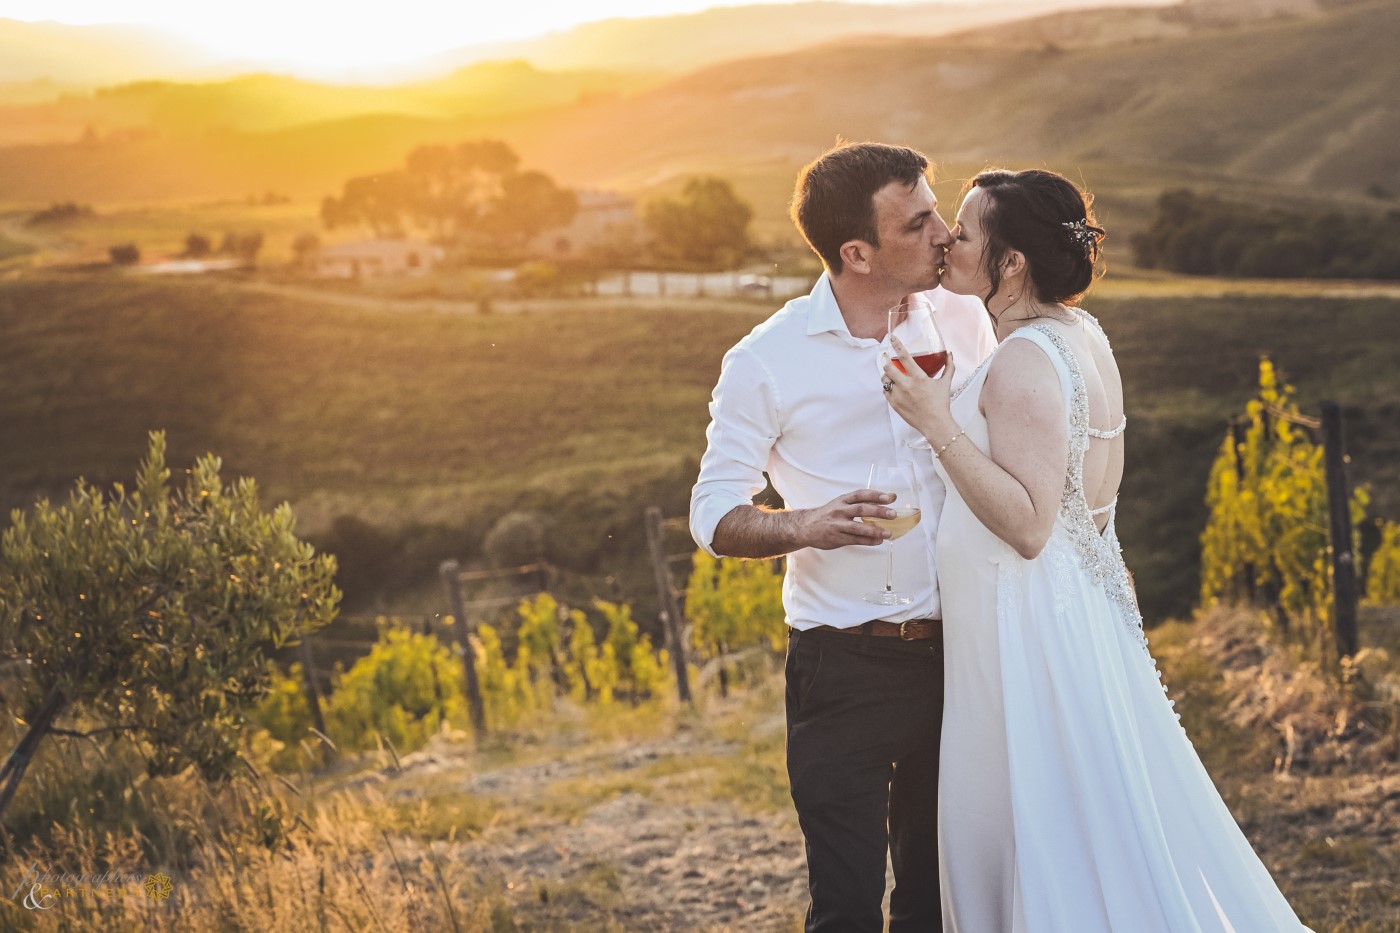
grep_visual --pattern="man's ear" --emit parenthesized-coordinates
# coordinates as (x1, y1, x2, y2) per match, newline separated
(839, 240, 874, 275)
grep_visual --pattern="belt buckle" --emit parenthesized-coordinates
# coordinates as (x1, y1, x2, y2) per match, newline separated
(898, 620, 918, 641)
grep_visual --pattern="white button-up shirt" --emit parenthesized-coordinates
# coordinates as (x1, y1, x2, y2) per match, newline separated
(689, 274, 997, 630)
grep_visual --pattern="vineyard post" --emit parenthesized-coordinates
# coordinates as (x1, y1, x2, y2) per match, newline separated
(298, 636, 328, 740)
(645, 506, 693, 704)
(1320, 401, 1359, 659)
(439, 560, 488, 737)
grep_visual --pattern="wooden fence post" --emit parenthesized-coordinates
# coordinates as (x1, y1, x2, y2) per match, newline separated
(440, 560, 487, 737)
(645, 506, 693, 704)
(1320, 401, 1359, 660)
(298, 636, 328, 740)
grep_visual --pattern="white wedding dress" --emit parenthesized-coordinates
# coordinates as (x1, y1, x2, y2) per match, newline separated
(934, 316, 1310, 932)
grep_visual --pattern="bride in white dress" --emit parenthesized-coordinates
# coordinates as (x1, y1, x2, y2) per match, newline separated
(881, 169, 1311, 932)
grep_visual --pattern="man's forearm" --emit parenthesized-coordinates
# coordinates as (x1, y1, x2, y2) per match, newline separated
(710, 505, 807, 559)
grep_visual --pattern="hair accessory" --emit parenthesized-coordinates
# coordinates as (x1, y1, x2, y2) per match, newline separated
(1061, 218, 1100, 252)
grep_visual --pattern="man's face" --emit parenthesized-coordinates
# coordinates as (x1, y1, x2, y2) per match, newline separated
(867, 176, 952, 292)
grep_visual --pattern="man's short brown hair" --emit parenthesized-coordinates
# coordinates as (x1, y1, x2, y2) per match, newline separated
(789, 142, 931, 275)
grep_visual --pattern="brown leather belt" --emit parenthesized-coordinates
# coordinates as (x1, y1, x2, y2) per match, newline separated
(808, 619, 942, 641)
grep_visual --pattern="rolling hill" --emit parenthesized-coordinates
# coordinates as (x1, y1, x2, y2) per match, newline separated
(0, 64, 654, 147)
(484, 0, 1400, 195)
(420, 0, 1173, 74)
(0, 18, 216, 87)
(0, 2, 1394, 219)
(2, 275, 1397, 623)
(0, 0, 1393, 209)
(0, 1, 1168, 91)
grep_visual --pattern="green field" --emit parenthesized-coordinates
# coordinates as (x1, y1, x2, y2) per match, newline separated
(3, 272, 1398, 628)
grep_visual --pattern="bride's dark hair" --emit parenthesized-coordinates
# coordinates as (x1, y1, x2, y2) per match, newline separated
(968, 169, 1105, 307)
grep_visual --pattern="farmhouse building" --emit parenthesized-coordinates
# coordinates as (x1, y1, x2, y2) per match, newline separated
(313, 239, 442, 278)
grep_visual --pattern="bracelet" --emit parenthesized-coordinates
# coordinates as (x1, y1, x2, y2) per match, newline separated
(934, 428, 966, 459)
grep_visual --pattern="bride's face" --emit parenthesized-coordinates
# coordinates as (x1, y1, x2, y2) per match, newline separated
(940, 187, 991, 299)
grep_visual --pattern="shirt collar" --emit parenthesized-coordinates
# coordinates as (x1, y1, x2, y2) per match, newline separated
(805, 272, 857, 339)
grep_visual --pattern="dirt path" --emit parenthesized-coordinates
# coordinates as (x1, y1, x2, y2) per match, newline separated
(232, 280, 494, 316)
(229, 279, 769, 318)
(340, 715, 1398, 932)
(321, 610, 1400, 931)
(351, 711, 809, 932)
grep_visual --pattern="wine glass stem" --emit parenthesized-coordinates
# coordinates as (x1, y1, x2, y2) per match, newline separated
(885, 542, 895, 594)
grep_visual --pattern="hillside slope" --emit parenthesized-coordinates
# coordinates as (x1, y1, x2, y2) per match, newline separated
(2, 276, 1397, 621)
(0, 64, 654, 147)
(0, 1, 1392, 205)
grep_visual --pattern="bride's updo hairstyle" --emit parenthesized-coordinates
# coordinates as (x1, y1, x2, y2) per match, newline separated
(969, 168, 1105, 307)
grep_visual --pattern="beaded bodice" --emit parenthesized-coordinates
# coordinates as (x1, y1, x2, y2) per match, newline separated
(1024, 319, 1148, 652)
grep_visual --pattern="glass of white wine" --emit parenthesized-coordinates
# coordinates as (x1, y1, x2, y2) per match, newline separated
(861, 460, 922, 606)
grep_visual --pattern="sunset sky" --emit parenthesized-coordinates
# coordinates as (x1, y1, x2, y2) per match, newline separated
(0, 0, 984, 70)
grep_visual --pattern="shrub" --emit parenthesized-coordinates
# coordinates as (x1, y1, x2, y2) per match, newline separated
(1366, 520, 1400, 606)
(109, 243, 140, 265)
(1200, 360, 1370, 653)
(0, 431, 339, 820)
(325, 627, 465, 753)
(1133, 189, 1400, 280)
(250, 663, 318, 771)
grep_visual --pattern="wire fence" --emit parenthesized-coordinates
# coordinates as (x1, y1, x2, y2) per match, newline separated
(290, 512, 703, 703)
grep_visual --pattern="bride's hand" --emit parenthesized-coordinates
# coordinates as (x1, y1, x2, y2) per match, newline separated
(882, 336, 957, 438)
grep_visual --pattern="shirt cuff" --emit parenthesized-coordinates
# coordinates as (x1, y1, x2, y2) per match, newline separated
(689, 492, 754, 558)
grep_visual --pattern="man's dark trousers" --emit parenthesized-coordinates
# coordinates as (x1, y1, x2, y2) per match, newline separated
(785, 624, 944, 932)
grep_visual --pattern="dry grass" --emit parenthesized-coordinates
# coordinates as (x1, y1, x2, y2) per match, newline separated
(4, 611, 1398, 929)
(1149, 606, 1400, 930)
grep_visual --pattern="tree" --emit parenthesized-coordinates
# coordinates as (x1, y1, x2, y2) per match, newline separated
(405, 140, 520, 240)
(644, 176, 753, 294)
(319, 139, 576, 256)
(234, 231, 264, 266)
(487, 170, 578, 248)
(0, 432, 340, 823)
(183, 233, 211, 258)
(109, 243, 140, 265)
(291, 232, 321, 269)
(321, 171, 417, 237)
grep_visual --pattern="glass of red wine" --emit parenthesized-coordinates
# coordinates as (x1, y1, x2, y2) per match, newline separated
(886, 296, 948, 378)
(884, 296, 948, 452)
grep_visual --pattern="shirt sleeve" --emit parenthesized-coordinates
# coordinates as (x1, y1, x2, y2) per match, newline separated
(689, 345, 781, 557)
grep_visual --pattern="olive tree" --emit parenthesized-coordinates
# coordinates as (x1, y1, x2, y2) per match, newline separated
(0, 432, 340, 823)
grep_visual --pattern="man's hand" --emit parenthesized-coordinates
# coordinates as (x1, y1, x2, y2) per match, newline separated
(709, 490, 898, 558)
(794, 490, 897, 550)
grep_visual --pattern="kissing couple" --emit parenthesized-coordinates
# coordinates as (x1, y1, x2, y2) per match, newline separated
(689, 142, 1312, 931)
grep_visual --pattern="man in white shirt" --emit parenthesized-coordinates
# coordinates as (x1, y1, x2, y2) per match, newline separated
(690, 143, 996, 932)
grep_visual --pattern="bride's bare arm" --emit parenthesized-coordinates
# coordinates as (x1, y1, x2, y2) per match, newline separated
(884, 338, 1067, 559)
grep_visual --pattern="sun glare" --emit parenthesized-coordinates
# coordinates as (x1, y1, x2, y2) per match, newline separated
(0, 0, 901, 74)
